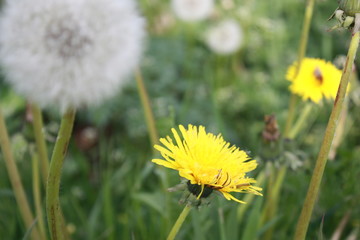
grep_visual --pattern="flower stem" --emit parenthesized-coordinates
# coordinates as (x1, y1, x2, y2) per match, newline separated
(296, 0, 315, 69)
(167, 204, 192, 240)
(288, 103, 313, 139)
(218, 205, 227, 240)
(103, 175, 115, 240)
(294, 21, 360, 240)
(32, 152, 47, 240)
(0, 108, 41, 240)
(135, 68, 159, 147)
(135, 67, 172, 234)
(237, 171, 265, 223)
(284, 94, 298, 138)
(30, 104, 49, 186)
(329, 96, 349, 160)
(46, 108, 76, 240)
(263, 165, 287, 240)
(284, 0, 315, 138)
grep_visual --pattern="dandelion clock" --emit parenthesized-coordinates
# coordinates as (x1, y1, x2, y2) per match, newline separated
(171, 0, 214, 22)
(205, 19, 243, 55)
(0, 0, 145, 112)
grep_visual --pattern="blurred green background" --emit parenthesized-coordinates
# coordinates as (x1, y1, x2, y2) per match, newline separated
(0, 0, 360, 239)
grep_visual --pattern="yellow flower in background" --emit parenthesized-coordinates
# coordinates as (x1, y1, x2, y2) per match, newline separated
(286, 58, 343, 103)
(152, 124, 262, 203)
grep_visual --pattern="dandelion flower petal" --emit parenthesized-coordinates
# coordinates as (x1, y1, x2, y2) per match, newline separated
(286, 58, 343, 104)
(152, 124, 262, 203)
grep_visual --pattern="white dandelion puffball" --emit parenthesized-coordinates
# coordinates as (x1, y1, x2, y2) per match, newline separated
(0, 0, 145, 112)
(171, 0, 214, 22)
(205, 19, 243, 55)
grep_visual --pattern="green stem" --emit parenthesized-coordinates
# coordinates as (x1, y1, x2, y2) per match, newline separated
(294, 27, 360, 240)
(30, 104, 49, 186)
(103, 175, 115, 240)
(237, 171, 265, 223)
(260, 163, 275, 226)
(46, 108, 76, 240)
(167, 204, 192, 240)
(218, 206, 226, 240)
(329, 96, 349, 160)
(135, 68, 172, 233)
(284, 94, 298, 138)
(32, 152, 47, 240)
(0, 108, 41, 240)
(263, 166, 287, 240)
(135, 68, 172, 236)
(288, 103, 313, 139)
(284, 0, 316, 138)
(296, 0, 315, 69)
(135, 68, 159, 147)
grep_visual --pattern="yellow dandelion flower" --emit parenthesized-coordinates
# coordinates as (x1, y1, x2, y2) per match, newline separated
(152, 124, 262, 203)
(286, 58, 342, 103)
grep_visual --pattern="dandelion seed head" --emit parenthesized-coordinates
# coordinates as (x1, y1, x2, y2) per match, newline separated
(44, 11, 93, 59)
(171, 0, 214, 22)
(205, 19, 243, 55)
(0, 0, 145, 112)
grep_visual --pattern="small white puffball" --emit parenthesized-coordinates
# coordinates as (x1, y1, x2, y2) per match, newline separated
(171, 0, 214, 22)
(0, 0, 145, 112)
(205, 19, 243, 55)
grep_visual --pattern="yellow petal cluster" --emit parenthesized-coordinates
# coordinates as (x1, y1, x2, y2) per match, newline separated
(286, 58, 342, 103)
(152, 124, 262, 203)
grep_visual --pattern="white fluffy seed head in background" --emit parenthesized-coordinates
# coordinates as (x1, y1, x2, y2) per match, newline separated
(0, 0, 145, 112)
(205, 19, 243, 55)
(171, 0, 214, 22)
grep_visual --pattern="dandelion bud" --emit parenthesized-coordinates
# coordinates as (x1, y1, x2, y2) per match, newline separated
(262, 115, 280, 143)
(0, 0, 145, 112)
(259, 115, 282, 162)
(339, 0, 360, 16)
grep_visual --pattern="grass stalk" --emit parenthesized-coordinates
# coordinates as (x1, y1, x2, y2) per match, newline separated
(284, 94, 298, 138)
(46, 108, 76, 240)
(284, 0, 316, 138)
(135, 68, 172, 235)
(263, 165, 287, 240)
(103, 176, 115, 240)
(167, 204, 192, 240)
(30, 104, 49, 186)
(218, 205, 227, 240)
(294, 20, 360, 240)
(237, 171, 266, 224)
(288, 103, 313, 139)
(260, 164, 275, 226)
(0, 108, 42, 240)
(32, 152, 47, 240)
(135, 68, 159, 148)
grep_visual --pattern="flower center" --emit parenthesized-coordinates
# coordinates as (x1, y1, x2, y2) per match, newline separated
(45, 16, 92, 59)
(187, 181, 213, 198)
(313, 67, 323, 85)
